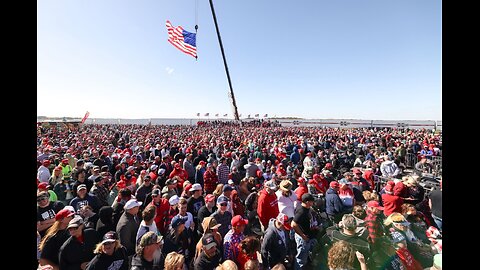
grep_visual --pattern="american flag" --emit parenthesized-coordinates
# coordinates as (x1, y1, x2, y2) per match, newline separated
(215, 113, 219, 117)
(197, 113, 200, 117)
(223, 114, 228, 117)
(255, 114, 259, 117)
(204, 113, 209, 116)
(166, 20, 197, 58)
(81, 111, 90, 124)
(264, 114, 268, 117)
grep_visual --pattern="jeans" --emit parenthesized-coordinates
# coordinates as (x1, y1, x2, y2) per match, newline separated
(432, 214, 442, 230)
(294, 233, 317, 270)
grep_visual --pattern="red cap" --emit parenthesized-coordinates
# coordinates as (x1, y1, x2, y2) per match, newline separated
(199, 161, 206, 165)
(276, 213, 292, 230)
(38, 182, 50, 190)
(329, 181, 340, 188)
(231, 215, 248, 227)
(352, 168, 362, 174)
(55, 209, 74, 221)
(325, 163, 333, 169)
(42, 160, 51, 166)
(61, 158, 69, 164)
(205, 194, 215, 203)
(297, 177, 305, 183)
(367, 200, 384, 210)
(306, 152, 312, 157)
(184, 184, 193, 192)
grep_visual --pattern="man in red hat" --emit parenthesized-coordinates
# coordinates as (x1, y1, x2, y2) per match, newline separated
(294, 177, 308, 203)
(38, 159, 52, 184)
(261, 212, 293, 269)
(325, 181, 345, 223)
(38, 182, 58, 202)
(223, 215, 247, 263)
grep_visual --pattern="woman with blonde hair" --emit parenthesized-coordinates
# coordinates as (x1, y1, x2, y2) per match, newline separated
(85, 231, 129, 270)
(213, 183, 224, 199)
(164, 252, 185, 270)
(327, 240, 367, 270)
(38, 209, 75, 270)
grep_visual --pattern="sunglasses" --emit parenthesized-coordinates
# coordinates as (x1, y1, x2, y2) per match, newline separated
(37, 197, 48, 202)
(220, 203, 228, 207)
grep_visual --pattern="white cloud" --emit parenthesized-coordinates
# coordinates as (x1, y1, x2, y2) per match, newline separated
(165, 67, 174, 75)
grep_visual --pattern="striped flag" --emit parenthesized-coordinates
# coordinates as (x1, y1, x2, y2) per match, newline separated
(215, 114, 219, 117)
(81, 111, 90, 124)
(264, 114, 268, 117)
(255, 114, 259, 117)
(196, 113, 200, 117)
(166, 20, 197, 58)
(204, 113, 209, 116)
(223, 114, 228, 117)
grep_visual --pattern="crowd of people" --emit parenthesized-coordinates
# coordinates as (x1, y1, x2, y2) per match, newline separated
(36, 122, 442, 270)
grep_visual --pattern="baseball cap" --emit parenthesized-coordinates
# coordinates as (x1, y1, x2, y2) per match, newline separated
(127, 166, 135, 171)
(189, 183, 202, 192)
(329, 181, 340, 188)
(301, 193, 315, 203)
(276, 213, 292, 230)
(101, 231, 118, 244)
(222, 185, 234, 192)
(168, 195, 180, 206)
(205, 194, 215, 203)
(55, 209, 74, 221)
(38, 182, 50, 190)
(367, 200, 384, 210)
(217, 196, 229, 205)
(171, 215, 188, 229)
(67, 216, 84, 229)
(227, 179, 234, 185)
(139, 231, 163, 247)
(297, 177, 306, 183)
(202, 233, 217, 249)
(231, 215, 248, 227)
(63, 205, 76, 214)
(77, 184, 87, 192)
(184, 183, 193, 193)
(158, 168, 166, 175)
(264, 180, 277, 191)
(165, 179, 177, 185)
(124, 199, 142, 210)
(151, 189, 161, 197)
(338, 179, 351, 185)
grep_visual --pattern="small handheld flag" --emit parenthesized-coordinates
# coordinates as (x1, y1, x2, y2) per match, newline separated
(166, 20, 197, 58)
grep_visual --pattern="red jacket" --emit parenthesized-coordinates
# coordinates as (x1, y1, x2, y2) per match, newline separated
(149, 198, 171, 234)
(257, 189, 279, 226)
(381, 193, 404, 217)
(295, 186, 308, 202)
(169, 168, 188, 189)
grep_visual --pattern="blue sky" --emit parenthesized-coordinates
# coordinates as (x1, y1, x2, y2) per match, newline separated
(37, 0, 441, 120)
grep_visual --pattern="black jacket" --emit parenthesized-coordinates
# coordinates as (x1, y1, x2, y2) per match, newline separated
(130, 253, 164, 270)
(85, 246, 129, 270)
(58, 228, 99, 270)
(261, 219, 290, 268)
(194, 249, 222, 270)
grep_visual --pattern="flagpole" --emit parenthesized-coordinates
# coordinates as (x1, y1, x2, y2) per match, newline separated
(208, 0, 240, 121)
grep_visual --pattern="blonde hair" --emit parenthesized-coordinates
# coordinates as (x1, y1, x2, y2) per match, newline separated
(216, 260, 239, 270)
(38, 220, 62, 251)
(93, 240, 122, 254)
(327, 240, 356, 269)
(164, 252, 185, 270)
(213, 184, 224, 197)
(384, 212, 407, 226)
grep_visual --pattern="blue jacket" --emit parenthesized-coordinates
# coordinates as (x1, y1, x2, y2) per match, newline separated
(325, 188, 344, 216)
(290, 147, 300, 165)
